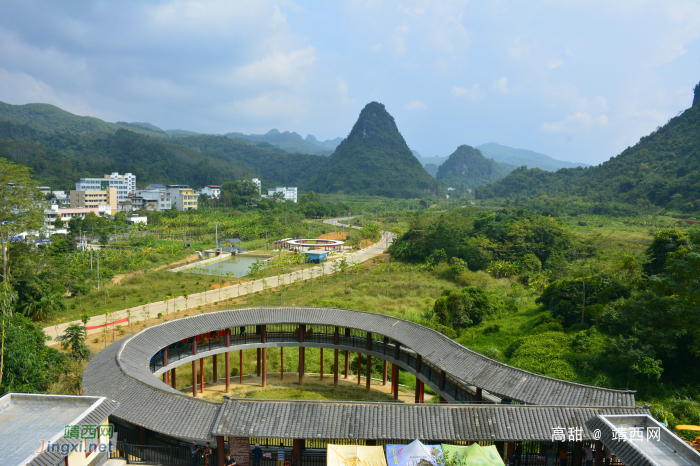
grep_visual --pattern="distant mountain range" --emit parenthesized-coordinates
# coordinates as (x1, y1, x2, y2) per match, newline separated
(413, 143, 587, 173)
(476, 143, 588, 171)
(224, 129, 337, 156)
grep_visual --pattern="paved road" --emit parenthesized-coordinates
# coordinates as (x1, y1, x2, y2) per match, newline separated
(44, 218, 392, 344)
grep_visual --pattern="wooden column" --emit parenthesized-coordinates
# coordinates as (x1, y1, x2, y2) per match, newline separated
(393, 340, 400, 401)
(171, 367, 176, 390)
(262, 325, 267, 387)
(357, 353, 362, 384)
(594, 441, 603, 466)
(573, 441, 583, 466)
(299, 324, 305, 384)
(383, 336, 389, 387)
(392, 364, 399, 400)
(414, 380, 421, 403)
(225, 329, 230, 393)
(256, 348, 261, 377)
(280, 347, 284, 380)
(239, 350, 243, 384)
(334, 327, 339, 388)
(163, 346, 169, 385)
(139, 426, 146, 445)
(365, 332, 372, 391)
(292, 439, 304, 466)
(192, 337, 198, 397)
(344, 328, 351, 379)
(216, 435, 225, 466)
(320, 348, 324, 380)
(212, 354, 217, 383)
(475, 387, 483, 402)
(420, 381, 424, 403)
(200, 358, 204, 392)
(390, 364, 395, 394)
(192, 360, 198, 396)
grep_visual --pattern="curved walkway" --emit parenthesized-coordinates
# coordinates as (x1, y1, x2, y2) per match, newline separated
(83, 307, 637, 442)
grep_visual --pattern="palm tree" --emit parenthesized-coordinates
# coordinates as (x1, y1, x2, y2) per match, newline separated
(56, 323, 91, 361)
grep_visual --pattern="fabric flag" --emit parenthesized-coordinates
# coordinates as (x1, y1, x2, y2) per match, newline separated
(385, 440, 443, 466)
(327, 445, 388, 466)
(440, 444, 505, 466)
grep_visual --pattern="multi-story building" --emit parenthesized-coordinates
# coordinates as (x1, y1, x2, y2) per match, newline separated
(201, 185, 222, 199)
(252, 178, 261, 194)
(166, 185, 198, 211)
(267, 186, 298, 203)
(135, 189, 172, 211)
(70, 188, 118, 214)
(75, 172, 135, 199)
(45, 205, 102, 229)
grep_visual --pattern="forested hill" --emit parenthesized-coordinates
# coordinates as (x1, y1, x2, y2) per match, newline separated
(0, 101, 165, 139)
(476, 89, 700, 212)
(167, 134, 327, 190)
(311, 102, 436, 198)
(436, 145, 515, 189)
(0, 120, 325, 190)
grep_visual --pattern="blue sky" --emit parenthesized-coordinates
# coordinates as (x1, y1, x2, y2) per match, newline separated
(0, 1, 698, 165)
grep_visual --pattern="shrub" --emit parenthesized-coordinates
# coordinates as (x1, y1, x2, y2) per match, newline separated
(483, 324, 501, 335)
(507, 332, 577, 380)
(432, 286, 493, 330)
(482, 347, 502, 361)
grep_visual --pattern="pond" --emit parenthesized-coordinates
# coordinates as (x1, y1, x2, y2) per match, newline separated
(179, 254, 271, 277)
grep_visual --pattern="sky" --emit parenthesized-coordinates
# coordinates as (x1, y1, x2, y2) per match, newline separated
(0, 1, 699, 166)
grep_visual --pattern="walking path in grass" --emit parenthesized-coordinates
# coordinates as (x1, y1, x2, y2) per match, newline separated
(44, 218, 392, 344)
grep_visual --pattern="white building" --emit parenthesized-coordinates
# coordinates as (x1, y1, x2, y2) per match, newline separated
(135, 189, 172, 211)
(51, 191, 70, 206)
(267, 187, 298, 203)
(75, 172, 135, 200)
(252, 178, 261, 194)
(201, 185, 222, 199)
(45, 205, 101, 229)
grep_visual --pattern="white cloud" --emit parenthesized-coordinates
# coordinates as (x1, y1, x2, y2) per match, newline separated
(509, 34, 533, 59)
(404, 99, 427, 110)
(548, 59, 563, 69)
(337, 77, 353, 106)
(542, 112, 609, 133)
(370, 43, 383, 51)
(229, 47, 316, 89)
(452, 84, 484, 100)
(492, 77, 509, 94)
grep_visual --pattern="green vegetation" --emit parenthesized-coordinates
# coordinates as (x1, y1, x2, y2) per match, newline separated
(0, 101, 165, 138)
(436, 145, 515, 190)
(311, 102, 436, 198)
(476, 89, 700, 214)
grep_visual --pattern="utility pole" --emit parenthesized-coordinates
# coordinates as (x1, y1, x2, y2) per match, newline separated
(216, 223, 218, 249)
(97, 251, 100, 291)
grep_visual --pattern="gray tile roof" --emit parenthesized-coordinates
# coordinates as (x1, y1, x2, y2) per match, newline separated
(83, 307, 637, 442)
(213, 400, 649, 441)
(0, 394, 118, 466)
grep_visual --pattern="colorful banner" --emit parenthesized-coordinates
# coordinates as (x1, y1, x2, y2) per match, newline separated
(386, 440, 443, 466)
(441, 444, 505, 466)
(327, 445, 388, 466)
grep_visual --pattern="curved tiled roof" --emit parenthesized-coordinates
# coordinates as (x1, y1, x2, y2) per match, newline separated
(83, 307, 636, 441)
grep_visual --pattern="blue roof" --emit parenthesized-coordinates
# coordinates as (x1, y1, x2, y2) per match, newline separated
(304, 251, 328, 257)
(149, 184, 166, 188)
